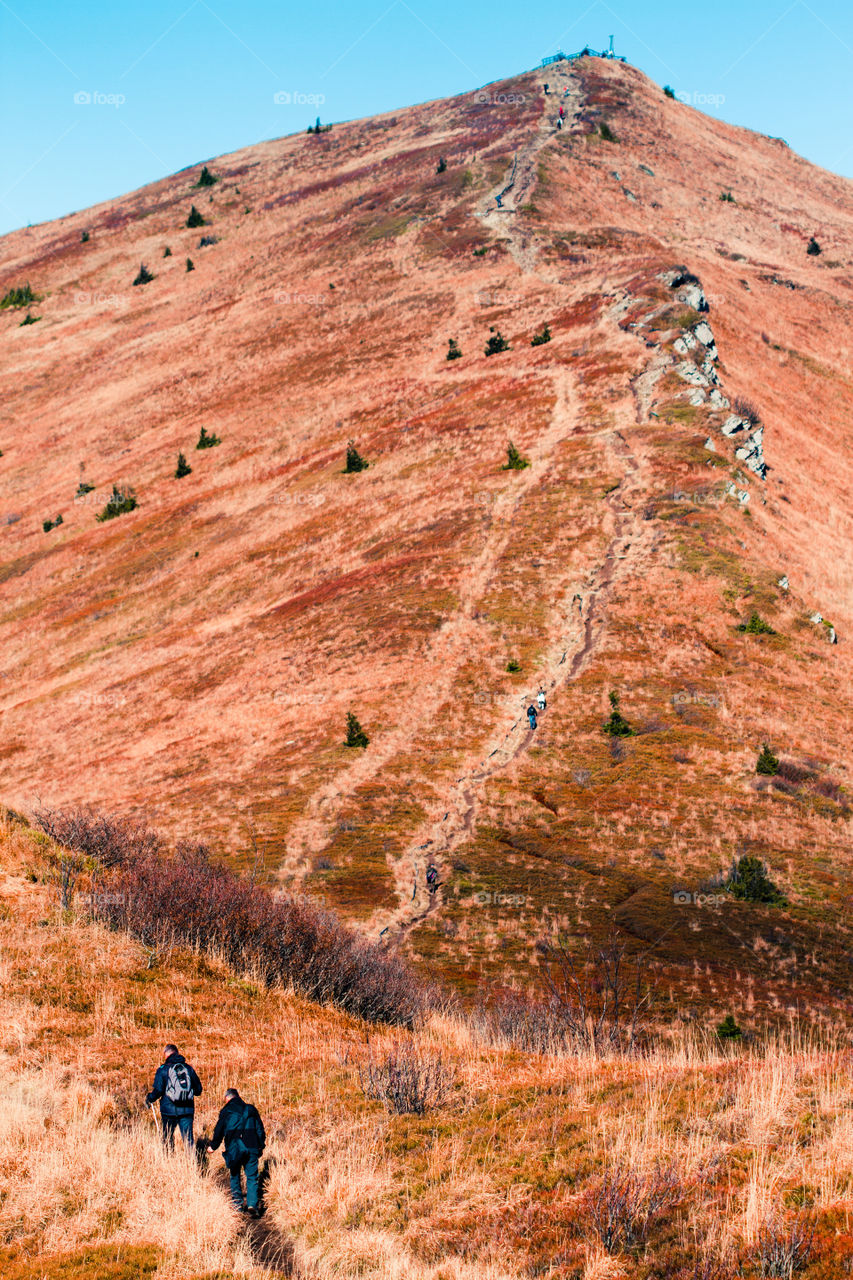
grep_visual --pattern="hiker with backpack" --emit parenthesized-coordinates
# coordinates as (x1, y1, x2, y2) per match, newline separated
(205, 1088, 266, 1217)
(527, 704, 538, 730)
(145, 1043, 203, 1148)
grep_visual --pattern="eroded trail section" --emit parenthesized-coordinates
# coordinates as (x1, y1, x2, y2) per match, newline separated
(383, 427, 654, 943)
(376, 72, 655, 941)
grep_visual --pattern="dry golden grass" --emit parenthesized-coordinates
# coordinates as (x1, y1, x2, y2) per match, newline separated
(4, 822, 853, 1278)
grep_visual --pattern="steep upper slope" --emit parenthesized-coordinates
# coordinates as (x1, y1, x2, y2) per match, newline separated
(1, 57, 852, 1021)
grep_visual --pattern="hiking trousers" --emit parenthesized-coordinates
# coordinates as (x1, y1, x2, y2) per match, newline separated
(228, 1151, 260, 1211)
(163, 1113, 194, 1148)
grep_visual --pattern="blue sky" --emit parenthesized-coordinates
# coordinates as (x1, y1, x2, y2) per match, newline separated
(1, 0, 851, 236)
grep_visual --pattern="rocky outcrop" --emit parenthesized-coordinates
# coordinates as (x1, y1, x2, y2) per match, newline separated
(621, 269, 768, 485)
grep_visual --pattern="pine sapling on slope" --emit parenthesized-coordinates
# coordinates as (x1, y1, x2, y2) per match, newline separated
(503, 441, 530, 471)
(175, 452, 192, 478)
(196, 426, 221, 450)
(345, 712, 369, 748)
(531, 323, 551, 346)
(446, 338, 462, 361)
(186, 205, 206, 228)
(484, 327, 510, 356)
(196, 166, 218, 188)
(133, 264, 155, 286)
(603, 690, 634, 737)
(756, 743, 779, 775)
(345, 441, 369, 473)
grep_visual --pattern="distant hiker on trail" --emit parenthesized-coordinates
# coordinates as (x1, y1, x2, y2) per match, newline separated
(527, 704, 538, 730)
(556, 118, 562, 130)
(495, 193, 503, 208)
(537, 689, 547, 713)
(146, 1044, 203, 1148)
(206, 1088, 266, 1217)
(426, 864, 439, 895)
(559, 105, 564, 118)
(543, 83, 550, 94)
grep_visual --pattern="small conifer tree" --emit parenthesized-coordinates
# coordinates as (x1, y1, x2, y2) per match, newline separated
(175, 452, 192, 478)
(717, 1014, 742, 1040)
(484, 327, 510, 356)
(186, 258, 194, 272)
(133, 264, 154, 286)
(663, 85, 676, 100)
(196, 165, 217, 187)
(81, 230, 90, 243)
(806, 236, 821, 256)
(756, 743, 779, 775)
(163, 246, 172, 257)
(436, 156, 447, 173)
(345, 441, 369, 473)
(503, 441, 530, 471)
(446, 337, 462, 361)
(603, 690, 634, 737)
(726, 854, 784, 903)
(531, 322, 551, 346)
(196, 426, 221, 450)
(344, 711, 369, 748)
(186, 205, 206, 228)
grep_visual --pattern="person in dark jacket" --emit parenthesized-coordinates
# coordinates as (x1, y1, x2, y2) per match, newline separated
(207, 1088, 267, 1216)
(527, 704, 538, 730)
(145, 1043, 203, 1149)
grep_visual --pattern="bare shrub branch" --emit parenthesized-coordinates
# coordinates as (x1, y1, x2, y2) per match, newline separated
(358, 1040, 452, 1114)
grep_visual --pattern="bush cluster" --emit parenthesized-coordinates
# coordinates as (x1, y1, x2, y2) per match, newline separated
(1, 283, 39, 309)
(33, 808, 425, 1026)
(96, 484, 137, 522)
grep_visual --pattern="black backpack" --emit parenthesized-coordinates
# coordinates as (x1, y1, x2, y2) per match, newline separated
(235, 1104, 264, 1152)
(164, 1061, 195, 1105)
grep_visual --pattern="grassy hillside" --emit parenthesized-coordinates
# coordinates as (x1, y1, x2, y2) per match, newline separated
(1, 55, 852, 1022)
(4, 816, 853, 1279)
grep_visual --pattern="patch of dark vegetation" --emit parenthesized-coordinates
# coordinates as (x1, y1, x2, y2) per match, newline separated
(1, 283, 40, 309)
(344, 711, 369, 748)
(502, 440, 529, 471)
(603, 690, 635, 737)
(344, 441, 369, 473)
(725, 854, 785, 904)
(33, 807, 425, 1026)
(737, 612, 775, 635)
(42, 513, 63, 533)
(196, 426, 220, 450)
(132, 264, 154, 286)
(484, 327, 510, 356)
(530, 322, 551, 346)
(446, 337, 462, 360)
(96, 484, 137, 522)
(185, 205, 206, 228)
(195, 165, 218, 188)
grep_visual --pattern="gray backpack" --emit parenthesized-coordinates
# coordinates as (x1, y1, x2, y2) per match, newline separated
(165, 1061, 194, 1105)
